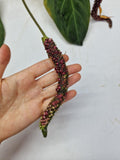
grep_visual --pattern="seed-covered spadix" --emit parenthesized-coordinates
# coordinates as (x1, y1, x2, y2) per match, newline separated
(40, 38, 68, 137)
(91, 0, 112, 28)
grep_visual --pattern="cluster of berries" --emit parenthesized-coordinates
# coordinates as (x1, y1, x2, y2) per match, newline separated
(40, 38, 69, 137)
(91, 0, 112, 28)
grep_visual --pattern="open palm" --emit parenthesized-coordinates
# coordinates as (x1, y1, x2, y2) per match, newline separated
(0, 45, 81, 142)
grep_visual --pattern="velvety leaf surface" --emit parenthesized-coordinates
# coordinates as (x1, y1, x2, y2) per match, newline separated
(44, 0, 90, 45)
(0, 19, 5, 47)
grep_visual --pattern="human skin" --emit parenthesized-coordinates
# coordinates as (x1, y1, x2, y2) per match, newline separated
(0, 44, 81, 143)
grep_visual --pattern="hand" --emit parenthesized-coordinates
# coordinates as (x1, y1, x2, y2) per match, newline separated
(0, 45, 81, 142)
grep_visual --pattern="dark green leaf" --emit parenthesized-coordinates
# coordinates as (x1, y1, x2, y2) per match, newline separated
(0, 19, 5, 47)
(44, 0, 90, 45)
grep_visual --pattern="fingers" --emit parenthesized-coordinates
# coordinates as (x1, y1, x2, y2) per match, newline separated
(41, 73, 81, 99)
(64, 90, 77, 102)
(25, 54, 69, 78)
(41, 90, 77, 112)
(0, 44, 11, 78)
(37, 64, 82, 88)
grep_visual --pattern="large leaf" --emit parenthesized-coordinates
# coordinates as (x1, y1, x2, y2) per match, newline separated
(44, 0, 90, 45)
(0, 19, 5, 47)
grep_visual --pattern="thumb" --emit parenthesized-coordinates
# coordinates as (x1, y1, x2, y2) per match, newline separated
(0, 44, 11, 79)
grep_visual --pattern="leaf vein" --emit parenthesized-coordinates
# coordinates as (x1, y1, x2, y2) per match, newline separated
(70, 0, 80, 42)
(60, 0, 66, 13)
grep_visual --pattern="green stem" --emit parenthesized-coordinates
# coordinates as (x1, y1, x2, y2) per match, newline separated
(22, 0, 47, 38)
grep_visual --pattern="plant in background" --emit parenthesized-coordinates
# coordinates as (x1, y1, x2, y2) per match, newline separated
(0, 0, 112, 47)
(91, 0, 112, 28)
(44, 0, 90, 45)
(44, 0, 112, 45)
